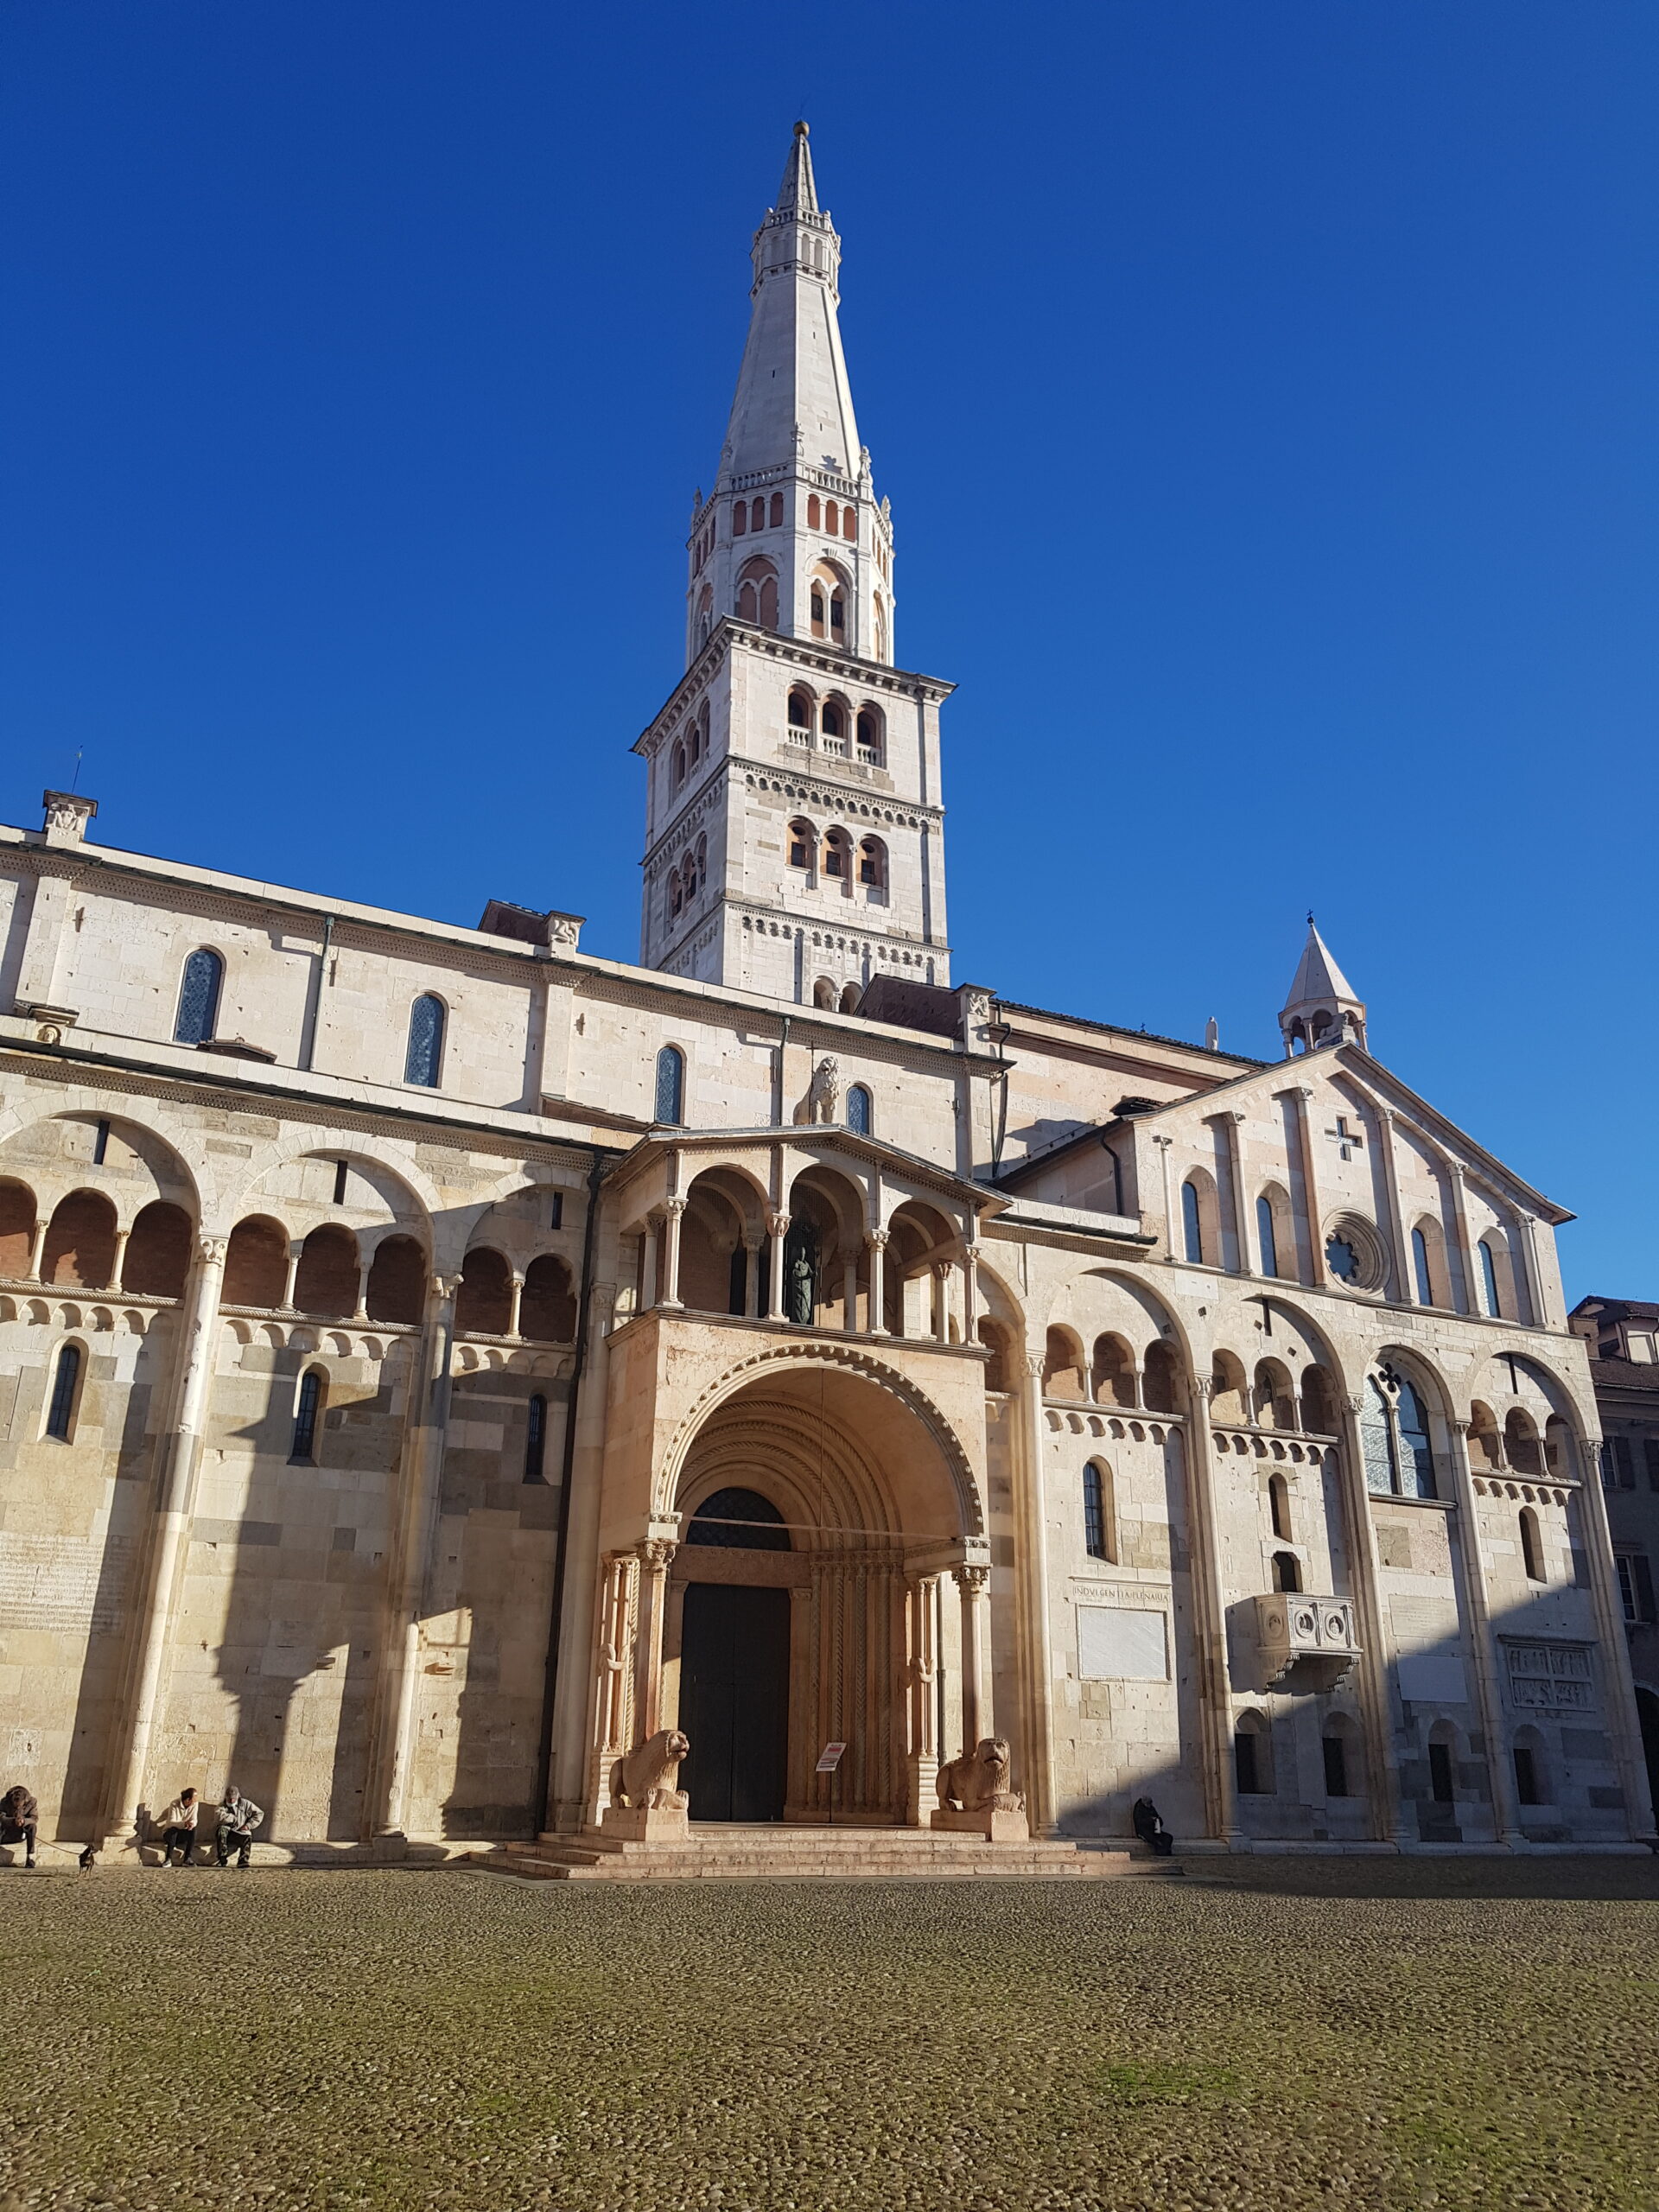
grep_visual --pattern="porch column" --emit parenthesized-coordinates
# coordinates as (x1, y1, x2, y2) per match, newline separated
(632, 1540, 676, 1742)
(372, 1269, 462, 1840)
(767, 1211, 789, 1319)
(1336, 1389, 1411, 1844)
(111, 1227, 131, 1291)
(588, 1549, 637, 1820)
(905, 1573, 939, 1823)
(1446, 1419, 1523, 1847)
(506, 1271, 524, 1338)
(640, 1218, 659, 1310)
(842, 1250, 859, 1332)
(354, 1256, 372, 1323)
(744, 1236, 763, 1319)
(866, 1229, 888, 1338)
(108, 1234, 227, 1834)
(27, 1217, 48, 1281)
(954, 1564, 990, 1751)
(931, 1265, 947, 1342)
(658, 1200, 686, 1313)
(281, 1243, 301, 1309)
(960, 1243, 979, 1339)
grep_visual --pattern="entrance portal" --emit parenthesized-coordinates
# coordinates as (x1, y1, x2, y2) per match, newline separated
(679, 1582, 790, 1821)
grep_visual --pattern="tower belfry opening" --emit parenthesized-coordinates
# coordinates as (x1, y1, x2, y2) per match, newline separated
(634, 125, 954, 1005)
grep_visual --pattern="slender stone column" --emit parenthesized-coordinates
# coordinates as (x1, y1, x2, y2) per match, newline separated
(588, 1549, 636, 1820)
(1446, 1165, 1478, 1316)
(905, 1573, 939, 1823)
(931, 1264, 948, 1342)
(640, 1220, 659, 1311)
(767, 1211, 789, 1319)
(108, 1234, 227, 1834)
(1281, 1084, 1327, 1286)
(27, 1218, 48, 1281)
(1571, 1425, 1657, 1840)
(281, 1245, 301, 1310)
(744, 1237, 762, 1320)
(1180, 1378, 1239, 1847)
(632, 1540, 676, 1741)
(865, 1229, 888, 1337)
(1153, 1134, 1176, 1260)
(1516, 1214, 1548, 1330)
(1336, 1391, 1410, 1844)
(506, 1272, 524, 1339)
(1014, 1350, 1058, 1831)
(960, 1243, 979, 1338)
(1221, 1111, 1252, 1274)
(658, 1200, 685, 1313)
(1374, 1106, 1414, 1305)
(354, 1258, 372, 1324)
(1446, 1419, 1523, 1847)
(842, 1251, 858, 1332)
(954, 1564, 990, 1751)
(111, 1227, 131, 1292)
(371, 1270, 461, 1840)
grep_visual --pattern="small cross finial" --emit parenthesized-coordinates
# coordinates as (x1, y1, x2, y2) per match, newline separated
(1306, 909, 1315, 927)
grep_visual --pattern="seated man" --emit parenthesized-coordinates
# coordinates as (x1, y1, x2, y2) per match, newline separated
(1131, 1796, 1174, 1857)
(0, 1784, 38, 1870)
(155, 1788, 200, 1867)
(213, 1786, 265, 1869)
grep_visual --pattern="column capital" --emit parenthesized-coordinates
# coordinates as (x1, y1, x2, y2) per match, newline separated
(661, 1197, 687, 1219)
(865, 1225, 888, 1250)
(197, 1235, 229, 1267)
(1449, 1417, 1470, 1438)
(766, 1209, 791, 1238)
(637, 1538, 677, 1573)
(433, 1271, 465, 1301)
(952, 1562, 989, 1596)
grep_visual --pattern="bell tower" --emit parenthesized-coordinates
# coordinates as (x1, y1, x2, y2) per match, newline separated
(634, 126, 954, 1007)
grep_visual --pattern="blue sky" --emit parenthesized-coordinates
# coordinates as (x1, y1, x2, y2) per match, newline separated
(2, 3, 1654, 1300)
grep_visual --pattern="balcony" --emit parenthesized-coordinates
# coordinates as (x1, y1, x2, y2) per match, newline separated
(1255, 1592, 1360, 1690)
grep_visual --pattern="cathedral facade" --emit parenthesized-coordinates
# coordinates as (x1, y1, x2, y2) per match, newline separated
(0, 129, 1649, 1861)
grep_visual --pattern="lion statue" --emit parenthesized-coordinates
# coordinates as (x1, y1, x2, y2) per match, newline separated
(937, 1737, 1025, 1815)
(805, 1055, 840, 1125)
(609, 1728, 690, 1811)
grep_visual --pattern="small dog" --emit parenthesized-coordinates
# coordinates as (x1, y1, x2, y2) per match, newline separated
(77, 1846, 96, 1870)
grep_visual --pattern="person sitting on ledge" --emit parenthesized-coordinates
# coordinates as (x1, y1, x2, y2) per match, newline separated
(0, 1784, 38, 1870)
(214, 1786, 264, 1869)
(1131, 1796, 1173, 1857)
(155, 1788, 200, 1868)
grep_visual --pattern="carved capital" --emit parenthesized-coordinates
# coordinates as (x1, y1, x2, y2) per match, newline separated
(1344, 1390, 1363, 1416)
(434, 1272, 465, 1302)
(1151, 1134, 1173, 1152)
(662, 1198, 687, 1220)
(1449, 1417, 1470, 1438)
(637, 1539, 677, 1573)
(197, 1235, 229, 1268)
(1023, 1353, 1046, 1378)
(866, 1227, 889, 1251)
(1191, 1375, 1214, 1402)
(953, 1564, 989, 1597)
(766, 1210, 791, 1239)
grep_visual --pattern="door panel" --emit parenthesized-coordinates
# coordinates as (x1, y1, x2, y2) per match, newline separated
(678, 1581, 790, 1821)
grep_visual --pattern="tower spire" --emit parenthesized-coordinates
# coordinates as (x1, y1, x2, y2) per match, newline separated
(1280, 918, 1367, 1056)
(775, 118, 819, 215)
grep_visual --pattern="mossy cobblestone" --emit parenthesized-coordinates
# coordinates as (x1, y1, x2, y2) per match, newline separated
(0, 1859, 1655, 2211)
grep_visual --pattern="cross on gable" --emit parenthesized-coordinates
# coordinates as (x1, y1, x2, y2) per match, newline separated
(1325, 1114, 1364, 1161)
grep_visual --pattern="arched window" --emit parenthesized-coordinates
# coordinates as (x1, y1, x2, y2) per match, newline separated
(830, 588, 845, 639)
(1397, 1379, 1435, 1497)
(1363, 1372, 1437, 1498)
(1321, 1721, 1355, 1798)
(1092, 1335, 1136, 1408)
(822, 829, 850, 880)
(225, 1217, 289, 1309)
(1519, 1506, 1544, 1583)
(174, 949, 224, 1046)
(1513, 1732, 1546, 1805)
(1234, 1713, 1272, 1796)
(1360, 1377, 1395, 1496)
(1042, 1327, 1086, 1402)
(290, 1369, 324, 1463)
(858, 838, 886, 888)
(977, 1318, 1011, 1393)
(874, 595, 888, 660)
(807, 494, 821, 530)
(1478, 1238, 1503, 1319)
(855, 709, 882, 762)
(1255, 1196, 1279, 1280)
(1410, 1226, 1432, 1305)
(654, 1045, 684, 1125)
(404, 995, 445, 1088)
(733, 500, 747, 536)
(820, 701, 842, 740)
(1181, 1179, 1204, 1263)
(1271, 1549, 1301, 1593)
(45, 1343, 80, 1440)
(810, 586, 826, 633)
(365, 1235, 425, 1326)
(1142, 1339, 1180, 1414)
(812, 977, 836, 1009)
(123, 1201, 191, 1300)
(751, 496, 765, 532)
(1269, 1471, 1292, 1541)
(524, 1394, 547, 1484)
(688, 1485, 791, 1550)
(825, 499, 839, 534)
(788, 689, 811, 729)
(736, 557, 778, 629)
(520, 1253, 576, 1343)
(842, 505, 857, 541)
(1083, 1461, 1116, 1562)
(846, 1084, 872, 1135)
(787, 820, 813, 870)
(1300, 1364, 1337, 1436)
(838, 983, 861, 1015)
(668, 866, 683, 920)
(769, 492, 784, 528)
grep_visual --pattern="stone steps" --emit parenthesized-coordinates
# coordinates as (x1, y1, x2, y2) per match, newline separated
(467, 1825, 1168, 1883)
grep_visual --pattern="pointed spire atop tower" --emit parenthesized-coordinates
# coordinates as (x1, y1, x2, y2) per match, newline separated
(1280, 913, 1367, 1056)
(775, 119, 818, 215)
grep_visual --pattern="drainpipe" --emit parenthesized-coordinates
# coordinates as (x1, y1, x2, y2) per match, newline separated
(533, 1149, 609, 1833)
(299, 914, 334, 1072)
(773, 1012, 791, 1126)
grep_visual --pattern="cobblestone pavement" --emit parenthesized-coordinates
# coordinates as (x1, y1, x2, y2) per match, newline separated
(0, 1858, 1656, 2212)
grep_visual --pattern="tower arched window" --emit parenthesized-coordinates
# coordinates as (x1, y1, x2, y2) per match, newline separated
(174, 949, 224, 1046)
(846, 1084, 872, 1135)
(290, 1368, 324, 1464)
(788, 689, 811, 730)
(654, 1045, 685, 1126)
(404, 995, 445, 1089)
(736, 557, 778, 630)
(1271, 1549, 1301, 1593)
(855, 709, 883, 763)
(672, 741, 686, 788)
(669, 867, 683, 919)
(822, 829, 850, 880)
(1478, 1238, 1503, 1319)
(820, 702, 842, 740)
(858, 837, 886, 889)
(769, 492, 784, 527)
(1255, 1195, 1279, 1279)
(787, 820, 813, 870)
(1181, 1179, 1204, 1264)
(807, 494, 821, 530)
(842, 505, 857, 541)
(1083, 1461, 1116, 1562)
(1519, 1505, 1544, 1583)
(825, 499, 839, 534)
(810, 586, 826, 634)
(733, 500, 747, 536)
(751, 497, 765, 531)
(830, 589, 844, 639)
(45, 1343, 81, 1440)
(812, 977, 836, 1010)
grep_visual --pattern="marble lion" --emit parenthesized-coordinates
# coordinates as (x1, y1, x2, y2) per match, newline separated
(936, 1736, 1026, 1815)
(609, 1728, 690, 1811)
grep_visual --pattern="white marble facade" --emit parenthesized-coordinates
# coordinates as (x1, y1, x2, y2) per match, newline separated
(0, 130, 1648, 1859)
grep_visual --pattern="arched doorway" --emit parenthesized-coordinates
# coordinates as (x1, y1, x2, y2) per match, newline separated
(677, 1490, 791, 1821)
(659, 1357, 983, 1827)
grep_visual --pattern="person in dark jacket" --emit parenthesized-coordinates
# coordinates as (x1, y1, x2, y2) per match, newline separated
(0, 1785, 38, 1869)
(1131, 1796, 1174, 1856)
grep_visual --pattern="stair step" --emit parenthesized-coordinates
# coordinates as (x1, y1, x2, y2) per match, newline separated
(470, 1826, 1165, 1884)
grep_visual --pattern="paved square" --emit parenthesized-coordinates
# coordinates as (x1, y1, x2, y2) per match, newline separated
(1, 1861, 1656, 2210)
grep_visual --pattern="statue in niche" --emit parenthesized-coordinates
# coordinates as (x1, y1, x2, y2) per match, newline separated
(784, 1219, 819, 1325)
